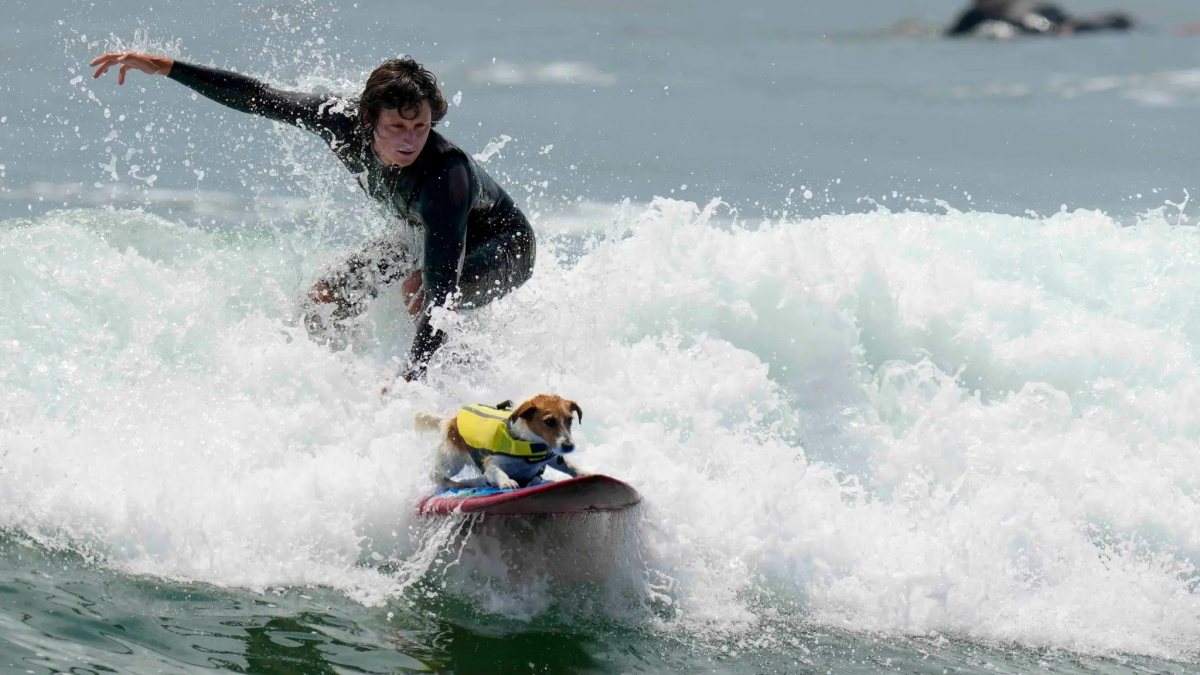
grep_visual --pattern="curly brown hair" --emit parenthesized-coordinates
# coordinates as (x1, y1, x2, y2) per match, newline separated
(359, 57, 449, 129)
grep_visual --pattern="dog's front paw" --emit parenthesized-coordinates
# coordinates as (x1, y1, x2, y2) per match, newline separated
(497, 478, 520, 490)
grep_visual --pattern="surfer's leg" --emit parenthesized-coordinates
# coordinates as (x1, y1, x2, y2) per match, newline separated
(304, 233, 412, 343)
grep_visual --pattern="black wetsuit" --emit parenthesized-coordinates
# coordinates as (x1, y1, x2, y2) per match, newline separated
(168, 61, 535, 371)
(946, 0, 1133, 37)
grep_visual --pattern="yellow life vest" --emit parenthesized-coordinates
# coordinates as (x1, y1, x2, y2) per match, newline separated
(456, 404, 549, 462)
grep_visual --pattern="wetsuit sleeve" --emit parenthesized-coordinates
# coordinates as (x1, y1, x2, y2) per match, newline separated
(408, 159, 473, 367)
(168, 60, 353, 145)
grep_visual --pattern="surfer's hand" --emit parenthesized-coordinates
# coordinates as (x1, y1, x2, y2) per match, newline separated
(402, 270, 424, 317)
(90, 52, 174, 85)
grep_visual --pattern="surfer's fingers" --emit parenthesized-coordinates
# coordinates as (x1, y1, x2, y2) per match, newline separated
(89, 52, 124, 67)
(90, 52, 158, 77)
(118, 64, 131, 85)
(90, 53, 128, 78)
(91, 55, 115, 78)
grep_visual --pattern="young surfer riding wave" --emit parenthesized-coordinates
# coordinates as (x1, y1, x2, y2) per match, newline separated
(90, 51, 535, 381)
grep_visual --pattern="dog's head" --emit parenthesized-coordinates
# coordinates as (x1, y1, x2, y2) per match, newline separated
(509, 394, 583, 452)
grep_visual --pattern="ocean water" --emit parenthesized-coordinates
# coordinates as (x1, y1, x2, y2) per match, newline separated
(4, 0, 1200, 673)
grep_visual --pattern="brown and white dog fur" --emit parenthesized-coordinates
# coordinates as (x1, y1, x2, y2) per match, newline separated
(415, 394, 586, 490)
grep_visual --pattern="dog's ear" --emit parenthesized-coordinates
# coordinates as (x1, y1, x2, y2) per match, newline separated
(512, 402, 539, 421)
(567, 401, 583, 424)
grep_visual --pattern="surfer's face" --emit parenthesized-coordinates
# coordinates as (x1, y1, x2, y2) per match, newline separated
(371, 103, 431, 167)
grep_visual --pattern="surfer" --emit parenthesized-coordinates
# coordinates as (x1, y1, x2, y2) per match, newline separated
(89, 52, 535, 381)
(946, 0, 1133, 37)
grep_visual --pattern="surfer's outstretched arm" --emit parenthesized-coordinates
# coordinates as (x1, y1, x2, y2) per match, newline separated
(90, 51, 353, 144)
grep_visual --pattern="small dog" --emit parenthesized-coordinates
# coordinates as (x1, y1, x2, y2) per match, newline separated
(416, 394, 586, 490)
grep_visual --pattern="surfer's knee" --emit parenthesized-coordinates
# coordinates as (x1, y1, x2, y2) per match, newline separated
(513, 218, 536, 280)
(309, 280, 336, 304)
(301, 265, 377, 344)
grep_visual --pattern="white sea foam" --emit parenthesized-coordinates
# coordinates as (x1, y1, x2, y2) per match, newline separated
(468, 61, 617, 87)
(948, 68, 1200, 108)
(2, 199, 1200, 659)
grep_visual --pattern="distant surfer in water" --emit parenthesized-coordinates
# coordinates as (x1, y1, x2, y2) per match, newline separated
(89, 52, 535, 381)
(946, 0, 1133, 37)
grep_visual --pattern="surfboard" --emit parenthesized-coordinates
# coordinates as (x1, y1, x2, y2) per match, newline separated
(417, 474, 641, 516)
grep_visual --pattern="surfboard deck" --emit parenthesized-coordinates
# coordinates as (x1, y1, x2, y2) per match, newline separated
(417, 474, 641, 516)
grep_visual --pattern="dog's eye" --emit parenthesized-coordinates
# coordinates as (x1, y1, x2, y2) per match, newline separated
(545, 418, 558, 428)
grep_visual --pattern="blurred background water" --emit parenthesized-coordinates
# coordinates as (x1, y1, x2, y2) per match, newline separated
(2, 0, 1198, 223)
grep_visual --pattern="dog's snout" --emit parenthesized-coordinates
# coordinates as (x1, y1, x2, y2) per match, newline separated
(561, 442, 575, 452)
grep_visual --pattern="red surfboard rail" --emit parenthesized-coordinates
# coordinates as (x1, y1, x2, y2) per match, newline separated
(417, 474, 641, 516)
